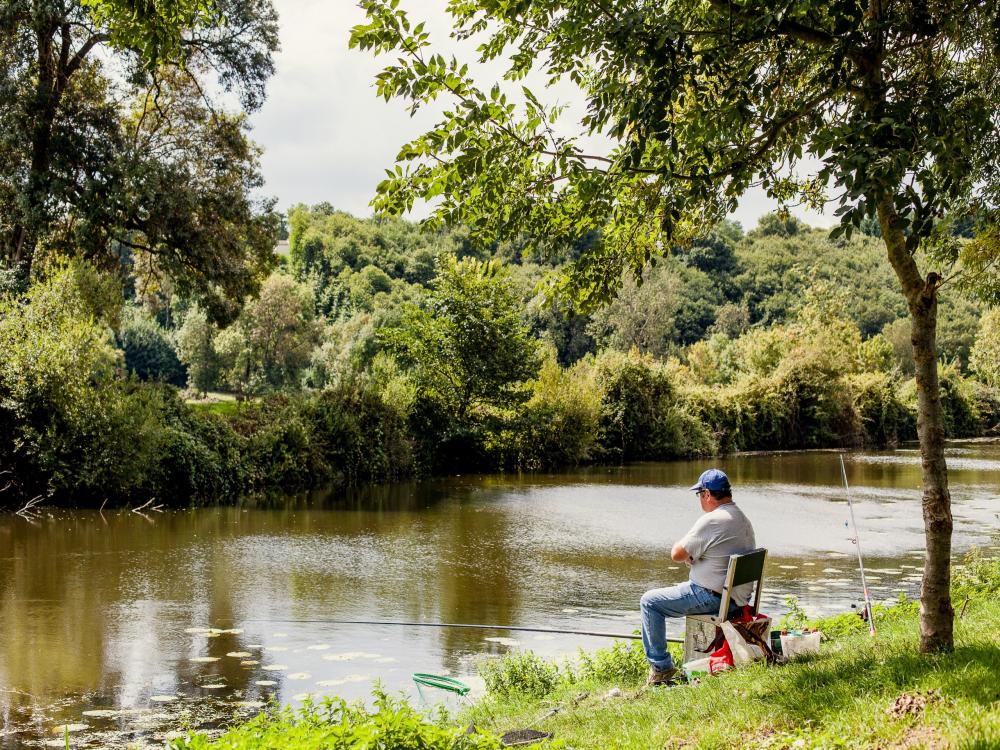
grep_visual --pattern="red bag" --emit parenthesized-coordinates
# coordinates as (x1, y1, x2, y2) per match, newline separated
(733, 605, 765, 624)
(708, 641, 733, 674)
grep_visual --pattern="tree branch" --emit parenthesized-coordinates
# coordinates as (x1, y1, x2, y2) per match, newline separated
(64, 33, 110, 81)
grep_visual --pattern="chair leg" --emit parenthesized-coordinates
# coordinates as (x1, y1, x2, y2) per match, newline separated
(684, 617, 719, 664)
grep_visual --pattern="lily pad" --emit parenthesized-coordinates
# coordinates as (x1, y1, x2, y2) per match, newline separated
(190, 656, 220, 663)
(240, 660, 260, 666)
(200, 684, 226, 690)
(226, 652, 252, 658)
(321, 651, 380, 662)
(261, 664, 287, 671)
(306, 644, 331, 650)
(149, 695, 178, 703)
(316, 674, 369, 687)
(286, 672, 312, 680)
(81, 709, 117, 718)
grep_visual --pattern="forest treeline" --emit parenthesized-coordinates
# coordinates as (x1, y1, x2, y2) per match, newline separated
(2, 205, 999, 506)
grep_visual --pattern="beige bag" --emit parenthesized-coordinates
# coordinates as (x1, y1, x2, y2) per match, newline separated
(721, 621, 766, 665)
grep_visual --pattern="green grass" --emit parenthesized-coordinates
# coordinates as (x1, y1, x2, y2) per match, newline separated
(186, 395, 243, 418)
(172, 552, 1000, 749)
(463, 599, 1000, 749)
(463, 551, 1000, 749)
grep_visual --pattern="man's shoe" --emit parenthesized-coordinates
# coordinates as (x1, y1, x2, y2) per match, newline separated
(646, 666, 678, 686)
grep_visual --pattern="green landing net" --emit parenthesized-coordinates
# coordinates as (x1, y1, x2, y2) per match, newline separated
(412, 672, 471, 696)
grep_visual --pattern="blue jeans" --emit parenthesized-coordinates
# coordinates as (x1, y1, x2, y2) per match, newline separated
(640, 581, 738, 671)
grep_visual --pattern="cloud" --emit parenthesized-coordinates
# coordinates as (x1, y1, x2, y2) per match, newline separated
(250, 0, 836, 232)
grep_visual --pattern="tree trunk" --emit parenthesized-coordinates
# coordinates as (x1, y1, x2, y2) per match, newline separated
(3, 11, 111, 276)
(877, 197, 954, 652)
(6, 19, 66, 280)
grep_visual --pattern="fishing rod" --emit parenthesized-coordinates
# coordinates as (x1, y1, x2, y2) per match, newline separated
(840, 453, 876, 636)
(231, 618, 682, 643)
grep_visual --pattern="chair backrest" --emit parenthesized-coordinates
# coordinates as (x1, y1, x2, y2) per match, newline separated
(715, 547, 767, 620)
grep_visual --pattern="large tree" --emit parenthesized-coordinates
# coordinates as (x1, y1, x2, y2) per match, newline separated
(1, 0, 279, 317)
(383, 255, 541, 419)
(352, 0, 1000, 651)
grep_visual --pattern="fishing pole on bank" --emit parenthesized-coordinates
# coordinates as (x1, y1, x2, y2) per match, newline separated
(227, 618, 682, 643)
(840, 453, 877, 637)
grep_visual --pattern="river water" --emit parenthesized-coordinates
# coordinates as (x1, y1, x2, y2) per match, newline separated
(2, 445, 999, 747)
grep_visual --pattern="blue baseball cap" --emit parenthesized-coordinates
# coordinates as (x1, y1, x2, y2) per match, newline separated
(689, 468, 731, 493)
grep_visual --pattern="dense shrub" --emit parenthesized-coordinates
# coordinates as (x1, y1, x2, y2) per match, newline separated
(484, 351, 601, 469)
(595, 351, 714, 460)
(970, 307, 1000, 388)
(231, 398, 325, 489)
(119, 306, 187, 385)
(845, 371, 916, 447)
(575, 639, 648, 684)
(0, 262, 175, 501)
(478, 650, 563, 698)
(307, 382, 415, 485)
(968, 380, 1000, 432)
(938, 365, 983, 438)
(899, 364, 983, 438)
(686, 359, 855, 452)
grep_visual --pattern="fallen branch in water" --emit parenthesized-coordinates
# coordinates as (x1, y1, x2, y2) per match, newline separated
(130, 498, 163, 523)
(15, 495, 43, 518)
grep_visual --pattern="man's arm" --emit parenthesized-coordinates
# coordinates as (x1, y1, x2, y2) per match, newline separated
(671, 542, 694, 564)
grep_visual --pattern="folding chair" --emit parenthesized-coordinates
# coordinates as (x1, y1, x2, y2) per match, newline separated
(683, 547, 768, 663)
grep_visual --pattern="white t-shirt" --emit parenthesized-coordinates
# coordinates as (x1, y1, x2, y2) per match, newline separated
(678, 503, 756, 605)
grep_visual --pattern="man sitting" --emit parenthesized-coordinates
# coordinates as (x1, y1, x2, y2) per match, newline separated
(640, 468, 756, 686)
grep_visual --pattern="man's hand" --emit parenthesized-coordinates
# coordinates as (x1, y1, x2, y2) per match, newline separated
(671, 542, 693, 565)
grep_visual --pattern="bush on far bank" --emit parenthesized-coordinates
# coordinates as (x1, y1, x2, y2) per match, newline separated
(2, 258, 999, 507)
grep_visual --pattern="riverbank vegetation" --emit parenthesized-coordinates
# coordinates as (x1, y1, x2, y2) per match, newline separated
(171, 549, 1000, 749)
(2, 210, 999, 506)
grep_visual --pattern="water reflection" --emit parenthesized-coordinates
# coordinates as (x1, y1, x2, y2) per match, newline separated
(1, 444, 999, 747)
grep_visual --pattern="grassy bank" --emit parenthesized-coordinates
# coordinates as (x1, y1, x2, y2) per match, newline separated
(173, 551, 1000, 750)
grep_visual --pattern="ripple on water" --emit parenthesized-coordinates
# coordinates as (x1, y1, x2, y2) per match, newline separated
(852, 454, 1000, 471)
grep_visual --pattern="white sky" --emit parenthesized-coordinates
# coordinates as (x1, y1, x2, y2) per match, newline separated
(250, 0, 836, 232)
